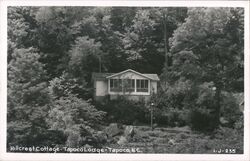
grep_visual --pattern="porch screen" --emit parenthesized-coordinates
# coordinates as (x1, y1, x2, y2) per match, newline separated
(110, 79, 135, 92)
(110, 79, 122, 92)
(123, 79, 135, 92)
(136, 79, 149, 92)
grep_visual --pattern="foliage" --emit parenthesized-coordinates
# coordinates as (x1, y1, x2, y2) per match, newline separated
(167, 7, 244, 92)
(150, 78, 192, 126)
(47, 94, 106, 147)
(35, 7, 88, 78)
(123, 8, 187, 74)
(49, 72, 89, 99)
(48, 72, 106, 147)
(153, 107, 188, 127)
(234, 115, 244, 130)
(220, 92, 242, 127)
(7, 7, 38, 63)
(49, 73, 78, 98)
(68, 36, 104, 82)
(97, 97, 147, 124)
(154, 79, 242, 131)
(7, 48, 53, 146)
(161, 7, 244, 131)
(7, 6, 244, 150)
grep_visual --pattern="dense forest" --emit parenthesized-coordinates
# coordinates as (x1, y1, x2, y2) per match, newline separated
(7, 7, 244, 153)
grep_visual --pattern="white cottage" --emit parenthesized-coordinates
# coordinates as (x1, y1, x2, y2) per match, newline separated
(92, 69, 159, 101)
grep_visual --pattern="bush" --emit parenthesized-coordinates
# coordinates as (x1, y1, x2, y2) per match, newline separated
(234, 115, 243, 130)
(149, 79, 193, 127)
(97, 96, 147, 124)
(48, 72, 91, 100)
(153, 108, 188, 127)
(220, 92, 242, 127)
(185, 82, 219, 132)
(187, 107, 217, 131)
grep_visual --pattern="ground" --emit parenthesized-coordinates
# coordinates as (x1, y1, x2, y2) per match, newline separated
(106, 125, 243, 154)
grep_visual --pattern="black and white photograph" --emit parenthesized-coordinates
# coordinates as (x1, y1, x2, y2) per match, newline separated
(0, 0, 249, 161)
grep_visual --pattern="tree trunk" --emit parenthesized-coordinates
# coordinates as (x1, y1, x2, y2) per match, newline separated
(214, 86, 221, 127)
(163, 12, 172, 68)
(163, 12, 168, 67)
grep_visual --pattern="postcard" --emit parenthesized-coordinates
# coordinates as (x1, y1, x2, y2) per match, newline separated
(0, 0, 249, 161)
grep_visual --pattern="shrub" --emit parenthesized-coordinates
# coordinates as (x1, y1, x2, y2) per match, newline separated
(153, 108, 188, 127)
(185, 82, 219, 131)
(234, 115, 244, 130)
(187, 107, 217, 131)
(97, 97, 147, 124)
(187, 89, 243, 131)
(150, 79, 193, 127)
(48, 72, 92, 100)
(157, 76, 243, 131)
(220, 92, 242, 127)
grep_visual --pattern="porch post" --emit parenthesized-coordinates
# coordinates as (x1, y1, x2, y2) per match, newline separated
(135, 79, 137, 92)
(108, 79, 110, 93)
(148, 80, 150, 94)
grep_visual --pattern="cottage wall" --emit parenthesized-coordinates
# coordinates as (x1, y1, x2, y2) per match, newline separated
(150, 81, 157, 94)
(95, 80, 108, 96)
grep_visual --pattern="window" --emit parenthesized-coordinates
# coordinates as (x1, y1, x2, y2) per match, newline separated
(110, 79, 148, 93)
(123, 79, 135, 92)
(136, 79, 149, 92)
(110, 79, 135, 93)
(110, 79, 122, 92)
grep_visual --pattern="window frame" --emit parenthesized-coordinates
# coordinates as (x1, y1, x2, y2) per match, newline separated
(109, 79, 122, 92)
(109, 78, 150, 94)
(136, 79, 149, 93)
(123, 79, 135, 92)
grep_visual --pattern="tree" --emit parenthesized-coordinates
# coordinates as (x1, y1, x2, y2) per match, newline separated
(69, 37, 103, 79)
(123, 8, 187, 74)
(110, 7, 137, 33)
(47, 80, 106, 147)
(162, 7, 244, 129)
(123, 9, 162, 73)
(79, 7, 131, 73)
(7, 48, 52, 146)
(7, 7, 39, 63)
(35, 7, 92, 78)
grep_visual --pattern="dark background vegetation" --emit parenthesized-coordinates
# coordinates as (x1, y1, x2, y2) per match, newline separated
(7, 7, 244, 152)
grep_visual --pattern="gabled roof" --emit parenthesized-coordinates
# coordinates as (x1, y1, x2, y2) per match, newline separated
(143, 74, 160, 81)
(92, 72, 114, 81)
(92, 69, 159, 81)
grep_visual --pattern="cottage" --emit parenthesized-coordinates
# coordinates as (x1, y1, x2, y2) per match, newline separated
(92, 69, 159, 101)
